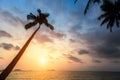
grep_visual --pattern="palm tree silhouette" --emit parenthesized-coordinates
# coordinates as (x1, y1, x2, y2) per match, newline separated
(0, 9, 54, 80)
(98, 0, 120, 32)
(75, 0, 120, 32)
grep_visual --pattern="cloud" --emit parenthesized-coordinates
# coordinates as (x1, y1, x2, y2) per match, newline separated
(85, 31, 120, 59)
(35, 32, 53, 43)
(68, 55, 83, 63)
(63, 54, 83, 63)
(0, 43, 20, 50)
(0, 30, 12, 38)
(37, 35, 53, 43)
(92, 59, 102, 63)
(111, 60, 120, 63)
(15, 46, 21, 50)
(67, 0, 120, 60)
(0, 43, 13, 50)
(49, 31, 66, 39)
(0, 8, 26, 27)
(78, 49, 89, 55)
(35, 29, 67, 44)
(70, 22, 120, 60)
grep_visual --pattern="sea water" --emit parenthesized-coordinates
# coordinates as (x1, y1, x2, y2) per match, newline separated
(1, 71, 120, 80)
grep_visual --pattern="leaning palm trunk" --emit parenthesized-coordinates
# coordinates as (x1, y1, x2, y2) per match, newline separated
(0, 25, 41, 80)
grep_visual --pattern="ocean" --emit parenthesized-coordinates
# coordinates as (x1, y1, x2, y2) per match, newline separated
(1, 71, 120, 80)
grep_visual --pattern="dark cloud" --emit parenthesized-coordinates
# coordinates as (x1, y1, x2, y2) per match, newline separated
(0, 30, 12, 38)
(0, 43, 13, 50)
(68, 55, 83, 63)
(78, 49, 89, 55)
(85, 31, 120, 59)
(63, 54, 83, 63)
(69, 16, 120, 60)
(92, 44, 120, 58)
(0, 43, 20, 50)
(92, 59, 102, 63)
(69, 24, 120, 60)
(111, 60, 120, 63)
(67, 0, 120, 60)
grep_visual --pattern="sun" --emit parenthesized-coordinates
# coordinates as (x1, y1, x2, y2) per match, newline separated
(39, 57, 47, 64)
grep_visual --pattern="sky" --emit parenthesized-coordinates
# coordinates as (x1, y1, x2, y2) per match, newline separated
(0, 0, 120, 71)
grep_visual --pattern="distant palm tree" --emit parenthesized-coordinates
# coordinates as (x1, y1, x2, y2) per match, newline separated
(98, 0, 120, 32)
(0, 9, 54, 80)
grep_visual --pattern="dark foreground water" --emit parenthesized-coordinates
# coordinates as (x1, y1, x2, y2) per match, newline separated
(2, 71, 120, 80)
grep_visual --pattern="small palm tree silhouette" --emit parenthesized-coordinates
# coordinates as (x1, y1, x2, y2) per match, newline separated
(0, 9, 54, 80)
(98, 0, 120, 32)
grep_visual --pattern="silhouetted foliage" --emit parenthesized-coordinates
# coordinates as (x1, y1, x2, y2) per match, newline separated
(84, 0, 101, 15)
(74, 0, 101, 15)
(75, 0, 120, 32)
(98, 0, 120, 32)
(25, 9, 54, 30)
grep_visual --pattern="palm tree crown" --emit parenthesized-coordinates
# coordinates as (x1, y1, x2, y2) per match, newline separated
(98, 0, 120, 32)
(25, 9, 54, 30)
(75, 0, 120, 32)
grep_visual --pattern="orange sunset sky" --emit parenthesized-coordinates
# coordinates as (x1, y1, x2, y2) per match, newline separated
(0, 0, 120, 71)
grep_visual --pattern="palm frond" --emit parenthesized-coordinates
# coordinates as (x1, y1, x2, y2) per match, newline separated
(101, 0, 113, 12)
(93, 0, 100, 3)
(98, 13, 107, 20)
(25, 21, 37, 29)
(99, 0, 120, 32)
(37, 9, 41, 16)
(84, 0, 101, 15)
(115, 18, 119, 27)
(27, 13, 37, 20)
(84, 0, 91, 15)
(25, 9, 54, 30)
(100, 16, 109, 26)
(106, 18, 114, 32)
(48, 24, 54, 30)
